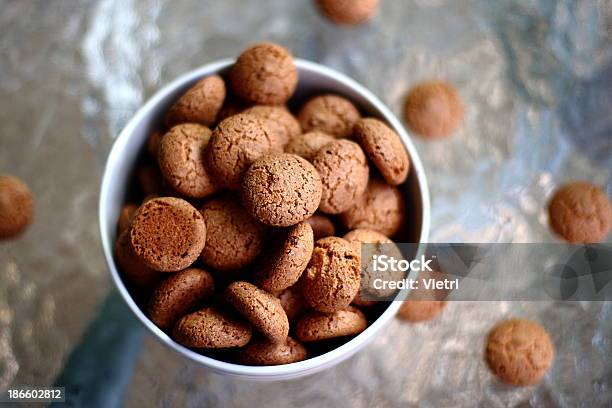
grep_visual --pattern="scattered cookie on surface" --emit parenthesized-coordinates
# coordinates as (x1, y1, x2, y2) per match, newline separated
(397, 300, 446, 323)
(165, 75, 226, 127)
(173, 307, 252, 349)
(314, 0, 379, 25)
(117, 203, 138, 236)
(548, 181, 611, 243)
(234, 336, 307, 366)
(404, 80, 464, 139)
(485, 319, 555, 386)
(295, 306, 367, 342)
(306, 213, 336, 240)
(284, 131, 335, 161)
(298, 94, 361, 138)
(115, 230, 161, 287)
(0, 175, 34, 240)
(243, 105, 301, 148)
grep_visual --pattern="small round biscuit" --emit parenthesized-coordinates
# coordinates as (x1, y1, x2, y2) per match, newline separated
(312, 139, 369, 214)
(205, 113, 281, 189)
(243, 105, 301, 148)
(199, 197, 266, 271)
(339, 178, 405, 237)
(486, 319, 555, 386)
(165, 75, 226, 127)
(254, 222, 314, 292)
(231, 43, 298, 105)
(295, 306, 367, 342)
(148, 268, 215, 329)
(277, 286, 308, 322)
(301, 236, 361, 313)
(548, 181, 611, 243)
(234, 336, 307, 366)
(353, 118, 410, 185)
(284, 131, 335, 161)
(298, 94, 361, 138)
(0, 175, 34, 239)
(117, 203, 138, 236)
(306, 213, 336, 240)
(397, 301, 446, 323)
(224, 281, 290, 343)
(242, 153, 322, 226)
(130, 197, 206, 272)
(172, 307, 252, 348)
(404, 80, 464, 139)
(115, 230, 161, 287)
(315, 0, 379, 25)
(158, 123, 219, 199)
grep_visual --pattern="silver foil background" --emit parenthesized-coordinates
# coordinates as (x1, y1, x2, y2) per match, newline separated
(0, 0, 610, 406)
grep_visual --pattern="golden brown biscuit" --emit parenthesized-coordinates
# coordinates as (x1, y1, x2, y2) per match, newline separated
(314, 0, 379, 25)
(114, 230, 161, 287)
(243, 105, 301, 148)
(117, 203, 138, 236)
(165, 75, 226, 127)
(486, 319, 555, 386)
(548, 181, 611, 243)
(277, 286, 308, 322)
(397, 301, 446, 322)
(306, 213, 336, 240)
(172, 307, 252, 348)
(295, 306, 367, 342)
(284, 131, 335, 161)
(0, 175, 34, 239)
(234, 336, 307, 365)
(298, 94, 361, 138)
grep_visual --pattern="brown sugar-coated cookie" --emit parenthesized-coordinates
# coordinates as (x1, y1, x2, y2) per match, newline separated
(339, 178, 405, 237)
(301, 236, 361, 313)
(235, 336, 307, 366)
(284, 131, 335, 161)
(314, 0, 379, 25)
(397, 301, 446, 323)
(243, 105, 301, 148)
(241, 153, 322, 226)
(277, 286, 308, 322)
(117, 203, 138, 236)
(173, 307, 252, 348)
(254, 221, 314, 292)
(199, 197, 266, 271)
(165, 75, 226, 127)
(0, 175, 34, 239)
(130, 197, 206, 272)
(353, 118, 410, 185)
(231, 43, 298, 105)
(295, 306, 367, 342)
(548, 181, 611, 243)
(115, 230, 161, 287)
(312, 139, 369, 214)
(298, 94, 361, 138)
(148, 268, 215, 329)
(205, 113, 281, 189)
(404, 80, 464, 139)
(147, 130, 163, 159)
(224, 281, 290, 343)
(486, 319, 555, 386)
(306, 213, 336, 240)
(158, 123, 219, 199)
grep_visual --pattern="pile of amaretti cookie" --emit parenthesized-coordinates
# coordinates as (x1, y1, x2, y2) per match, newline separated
(115, 42, 411, 365)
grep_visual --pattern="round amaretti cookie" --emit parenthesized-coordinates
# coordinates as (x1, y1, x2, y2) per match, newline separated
(298, 94, 361, 138)
(314, 0, 379, 25)
(148, 268, 215, 329)
(284, 131, 335, 161)
(158, 123, 219, 199)
(295, 306, 367, 342)
(165, 75, 226, 127)
(404, 80, 464, 139)
(115, 230, 161, 287)
(130, 197, 206, 272)
(548, 181, 611, 243)
(306, 213, 336, 240)
(301, 236, 361, 313)
(339, 178, 406, 237)
(172, 307, 252, 348)
(117, 203, 138, 236)
(199, 197, 266, 271)
(353, 118, 410, 185)
(231, 43, 298, 105)
(147, 130, 163, 159)
(242, 153, 322, 227)
(243, 105, 301, 148)
(0, 175, 34, 239)
(205, 113, 281, 189)
(312, 139, 369, 214)
(397, 300, 446, 323)
(234, 336, 307, 366)
(486, 319, 555, 386)
(277, 286, 308, 322)
(254, 222, 314, 292)
(224, 281, 290, 343)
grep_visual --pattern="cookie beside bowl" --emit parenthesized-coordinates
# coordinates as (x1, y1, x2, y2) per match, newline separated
(99, 58, 430, 380)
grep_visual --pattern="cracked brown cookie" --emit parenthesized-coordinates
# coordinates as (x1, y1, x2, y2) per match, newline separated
(295, 306, 367, 342)
(243, 105, 301, 148)
(165, 75, 226, 127)
(242, 153, 322, 226)
(199, 196, 266, 271)
(306, 213, 336, 240)
(284, 131, 335, 161)
(312, 139, 369, 214)
(486, 319, 555, 386)
(205, 113, 282, 189)
(224, 281, 289, 343)
(0, 175, 34, 240)
(277, 286, 307, 322)
(548, 181, 611, 243)
(231, 43, 297, 105)
(315, 0, 379, 25)
(173, 307, 252, 348)
(353, 118, 410, 185)
(115, 230, 161, 287)
(234, 336, 307, 365)
(254, 221, 314, 292)
(117, 203, 138, 236)
(298, 94, 361, 137)
(130, 197, 206, 272)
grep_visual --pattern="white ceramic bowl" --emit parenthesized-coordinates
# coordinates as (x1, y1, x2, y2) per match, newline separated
(99, 58, 430, 381)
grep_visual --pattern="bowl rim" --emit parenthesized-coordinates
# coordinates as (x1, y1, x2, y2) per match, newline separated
(99, 58, 431, 380)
